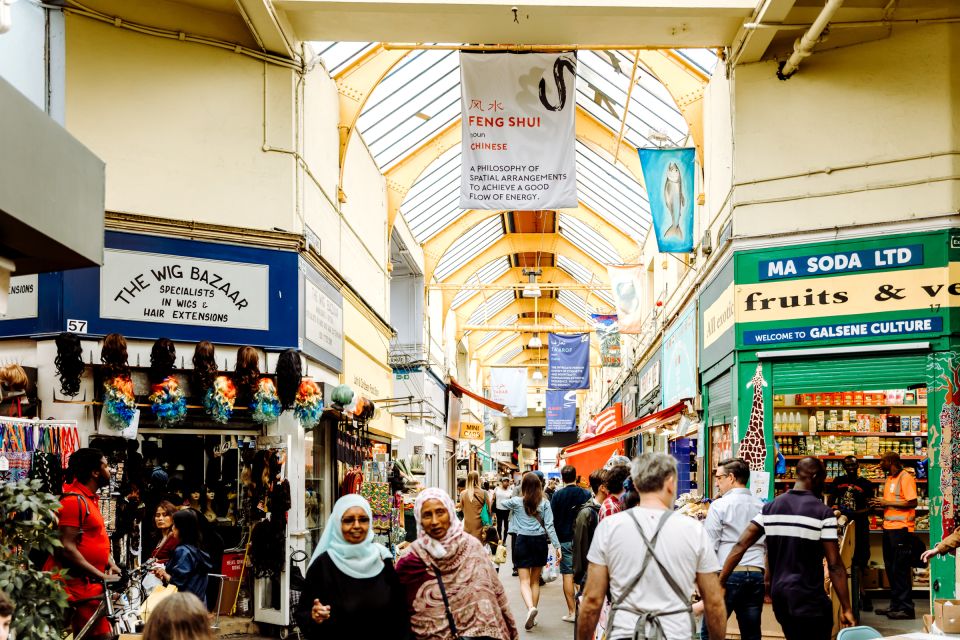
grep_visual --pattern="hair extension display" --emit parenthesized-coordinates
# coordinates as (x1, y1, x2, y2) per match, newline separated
(294, 379, 323, 430)
(103, 375, 136, 430)
(275, 349, 302, 410)
(149, 338, 176, 385)
(101, 333, 130, 380)
(192, 341, 218, 398)
(55, 332, 84, 397)
(234, 346, 260, 404)
(204, 375, 237, 424)
(149, 376, 186, 427)
(251, 378, 281, 424)
(0, 364, 29, 391)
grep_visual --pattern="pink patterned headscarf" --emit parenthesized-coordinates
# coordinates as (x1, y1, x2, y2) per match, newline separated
(414, 487, 465, 561)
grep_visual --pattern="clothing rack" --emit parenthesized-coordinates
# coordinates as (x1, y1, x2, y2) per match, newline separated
(0, 416, 80, 487)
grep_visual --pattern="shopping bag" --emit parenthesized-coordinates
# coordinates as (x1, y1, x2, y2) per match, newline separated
(493, 543, 508, 565)
(480, 501, 492, 527)
(542, 549, 559, 583)
(140, 583, 178, 622)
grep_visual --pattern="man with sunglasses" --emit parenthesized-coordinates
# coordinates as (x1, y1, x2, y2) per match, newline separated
(702, 458, 765, 640)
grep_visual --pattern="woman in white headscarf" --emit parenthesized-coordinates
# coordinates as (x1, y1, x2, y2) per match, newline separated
(395, 488, 518, 640)
(294, 494, 410, 639)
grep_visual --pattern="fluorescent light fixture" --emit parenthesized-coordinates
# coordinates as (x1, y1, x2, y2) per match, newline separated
(521, 268, 542, 298)
(528, 333, 543, 349)
(532, 368, 544, 381)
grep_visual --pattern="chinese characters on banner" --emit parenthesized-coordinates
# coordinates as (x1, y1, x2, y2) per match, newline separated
(489, 367, 528, 418)
(545, 389, 578, 433)
(607, 265, 647, 333)
(638, 148, 696, 253)
(591, 313, 621, 367)
(459, 52, 578, 209)
(547, 333, 590, 390)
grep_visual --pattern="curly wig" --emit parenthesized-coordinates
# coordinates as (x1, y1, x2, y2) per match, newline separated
(192, 341, 218, 397)
(149, 337, 177, 384)
(275, 349, 302, 410)
(55, 332, 85, 397)
(101, 333, 130, 380)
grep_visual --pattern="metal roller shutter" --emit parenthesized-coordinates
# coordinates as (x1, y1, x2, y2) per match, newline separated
(771, 354, 928, 395)
(707, 370, 732, 426)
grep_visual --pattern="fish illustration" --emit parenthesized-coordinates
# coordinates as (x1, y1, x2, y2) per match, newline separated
(662, 162, 686, 240)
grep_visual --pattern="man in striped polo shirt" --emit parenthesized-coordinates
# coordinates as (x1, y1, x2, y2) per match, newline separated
(720, 457, 855, 640)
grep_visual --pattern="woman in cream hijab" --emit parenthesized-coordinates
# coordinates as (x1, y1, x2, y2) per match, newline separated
(294, 494, 410, 638)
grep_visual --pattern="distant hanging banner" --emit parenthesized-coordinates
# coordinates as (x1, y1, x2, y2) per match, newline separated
(548, 333, 590, 390)
(607, 265, 646, 334)
(591, 314, 621, 367)
(545, 389, 578, 433)
(459, 52, 578, 210)
(489, 367, 528, 418)
(639, 147, 696, 253)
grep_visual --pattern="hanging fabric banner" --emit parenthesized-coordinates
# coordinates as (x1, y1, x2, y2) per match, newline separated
(545, 389, 578, 433)
(639, 147, 696, 253)
(591, 313, 621, 367)
(489, 367, 528, 418)
(459, 52, 578, 210)
(593, 403, 623, 435)
(607, 265, 646, 334)
(548, 333, 590, 390)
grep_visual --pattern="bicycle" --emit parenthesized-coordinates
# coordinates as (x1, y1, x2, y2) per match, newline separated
(71, 564, 151, 640)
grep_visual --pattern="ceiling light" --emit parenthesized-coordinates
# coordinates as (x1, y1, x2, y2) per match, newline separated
(521, 268, 542, 298)
(528, 333, 543, 349)
(532, 368, 544, 381)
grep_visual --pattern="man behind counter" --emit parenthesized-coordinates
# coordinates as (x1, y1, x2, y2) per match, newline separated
(828, 456, 875, 612)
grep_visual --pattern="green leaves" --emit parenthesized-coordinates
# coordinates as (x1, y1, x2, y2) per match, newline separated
(0, 479, 70, 639)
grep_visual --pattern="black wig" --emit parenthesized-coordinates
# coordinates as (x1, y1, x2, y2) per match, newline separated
(55, 332, 84, 397)
(100, 333, 130, 379)
(192, 341, 218, 397)
(149, 337, 176, 384)
(276, 349, 302, 410)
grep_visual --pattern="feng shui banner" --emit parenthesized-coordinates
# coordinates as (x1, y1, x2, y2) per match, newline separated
(607, 265, 646, 333)
(545, 389, 578, 433)
(459, 52, 578, 210)
(548, 333, 590, 390)
(489, 367, 528, 418)
(639, 147, 696, 253)
(591, 313, 621, 367)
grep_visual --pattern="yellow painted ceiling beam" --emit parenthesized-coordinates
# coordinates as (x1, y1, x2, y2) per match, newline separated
(464, 296, 570, 350)
(422, 201, 639, 285)
(636, 50, 707, 164)
(336, 45, 413, 190)
(485, 335, 600, 368)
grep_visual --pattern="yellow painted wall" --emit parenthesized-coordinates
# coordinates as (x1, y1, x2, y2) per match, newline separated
(343, 298, 401, 438)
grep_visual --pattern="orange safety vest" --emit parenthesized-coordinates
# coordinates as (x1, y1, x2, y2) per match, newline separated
(883, 470, 917, 532)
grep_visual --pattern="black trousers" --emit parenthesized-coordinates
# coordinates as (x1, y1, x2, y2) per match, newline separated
(495, 508, 509, 541)
(510, 532, 517, 570)
(772, 600, 833, 640)
(882, 528, 915, 614)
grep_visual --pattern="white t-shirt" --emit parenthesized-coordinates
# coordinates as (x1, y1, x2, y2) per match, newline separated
(494, 486, 513, 510)
(587, 507, 720, 640)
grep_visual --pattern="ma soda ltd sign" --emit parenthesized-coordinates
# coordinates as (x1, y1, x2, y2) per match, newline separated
(100, 249, 269, 330)
(734, 232, 956, 348)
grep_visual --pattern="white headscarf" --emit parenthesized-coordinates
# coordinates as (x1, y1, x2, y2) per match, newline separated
(309, 494, 392, 579)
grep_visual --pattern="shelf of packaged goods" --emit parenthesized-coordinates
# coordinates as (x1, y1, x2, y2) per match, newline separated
(774, 431, 927, 438)
(774, 405, 927, 410)
(871, 529, 930, 534)
(782, 455, 925, 460)
(775, 477, 927, 484)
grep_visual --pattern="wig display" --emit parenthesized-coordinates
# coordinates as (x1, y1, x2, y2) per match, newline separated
(0, 363, 29, 392)
(275, 349, 302, 410)
(204, 375, 237, 424)
(293, 378, 323, 430)
(192, 341, 218, 398)
(150, 376, 186, 427)
(55, 332, 84, 397)
(149, 338, 177, 385)
(234, 346, 260, 405)
(103, 375, 136, 430)
(100, 333, 130, 380)
(251, 378, 282, 424)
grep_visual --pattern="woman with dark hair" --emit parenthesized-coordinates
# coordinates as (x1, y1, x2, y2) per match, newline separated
(192, 341, 218, 397)
(142, 500, 180, 592)
(233, 346, 260, 405)
(153, 509, 213, 604)
(500, 472, 560, 630)
(276, 348, 302, 410)
(55, 332, 85, 397)
(100, 333, 130, 379)
(149, 338, 176, 384)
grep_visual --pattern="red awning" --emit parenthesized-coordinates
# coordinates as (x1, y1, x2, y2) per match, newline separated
(559, 401, 688, 475)
(448, 379, 507, 415)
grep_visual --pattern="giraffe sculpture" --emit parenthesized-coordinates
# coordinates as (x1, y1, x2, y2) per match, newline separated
(740, 364, 768, 472)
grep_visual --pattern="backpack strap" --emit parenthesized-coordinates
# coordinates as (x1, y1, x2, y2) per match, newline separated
(62, 492, 90, 532)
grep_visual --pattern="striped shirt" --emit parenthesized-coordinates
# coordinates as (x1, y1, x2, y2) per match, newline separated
(752, 490, 838, 616)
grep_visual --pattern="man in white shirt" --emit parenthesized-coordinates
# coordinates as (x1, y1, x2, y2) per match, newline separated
(702, 458, 765, 640)
(494, 477, 513, 541)
(578, 453, 726, 640)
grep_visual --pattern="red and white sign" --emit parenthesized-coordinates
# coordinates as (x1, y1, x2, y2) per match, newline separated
(594, 403, 623, 435)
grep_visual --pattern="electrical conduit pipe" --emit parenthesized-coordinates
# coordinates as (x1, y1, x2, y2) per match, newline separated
(777, 0, 845, 80)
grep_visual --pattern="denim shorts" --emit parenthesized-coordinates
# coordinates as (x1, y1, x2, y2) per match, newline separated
(559, 541, 574, 575)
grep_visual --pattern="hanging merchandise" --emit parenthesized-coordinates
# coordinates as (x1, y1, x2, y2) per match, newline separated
(251, 378, 282, 425)
(149, 376, 187, 427)
(294, 379, 323, 429)
(0, 417, 79, 487)
(55, 332, 85, 397)
(205, 375, 237, 424)
(103, 375, 136, 430)
(638, 147, 696, 253)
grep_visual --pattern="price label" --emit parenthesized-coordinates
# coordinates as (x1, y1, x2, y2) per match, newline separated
(67, 319, 88, 333)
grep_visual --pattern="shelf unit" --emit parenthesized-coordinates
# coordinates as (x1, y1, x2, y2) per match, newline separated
(774, 431, 927, 438)
(782, 455, 925, 460)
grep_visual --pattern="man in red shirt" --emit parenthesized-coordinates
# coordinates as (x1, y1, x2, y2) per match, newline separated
(598, 464, 630, 521)
(54, 448, 119, 638)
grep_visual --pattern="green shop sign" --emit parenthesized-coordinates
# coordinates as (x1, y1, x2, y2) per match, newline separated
(734, 230, 959, 349)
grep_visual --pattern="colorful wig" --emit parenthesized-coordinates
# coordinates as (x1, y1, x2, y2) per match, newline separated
(252, 377, 282, 424)
(103, 375, 136, 430)
(294, 379, 323, 430)
(150, 376, 187, 427)
(204, 375, 237, 424)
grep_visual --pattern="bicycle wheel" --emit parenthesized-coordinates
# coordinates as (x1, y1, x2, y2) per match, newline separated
(73, 599, 113, 640)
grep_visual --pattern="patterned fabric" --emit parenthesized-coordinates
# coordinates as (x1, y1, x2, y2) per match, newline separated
(0, 451, 31, 483)
(413, 488, 466, 562)
(599, 494, 622, 521)
(359, 481, 393, 533)
(28, 452, 62, 493)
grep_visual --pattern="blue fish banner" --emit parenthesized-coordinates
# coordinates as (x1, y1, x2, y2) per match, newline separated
(546, 389, 578, 433)
(639, 147, 696, 253)
(548, 333, 590, 390)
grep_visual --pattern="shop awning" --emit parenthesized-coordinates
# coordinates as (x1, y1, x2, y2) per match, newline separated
(448, 378, 507, 414)
(560, 401, 688, 475)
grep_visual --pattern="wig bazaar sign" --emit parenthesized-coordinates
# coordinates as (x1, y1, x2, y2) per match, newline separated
(100, 249, 269, 330)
